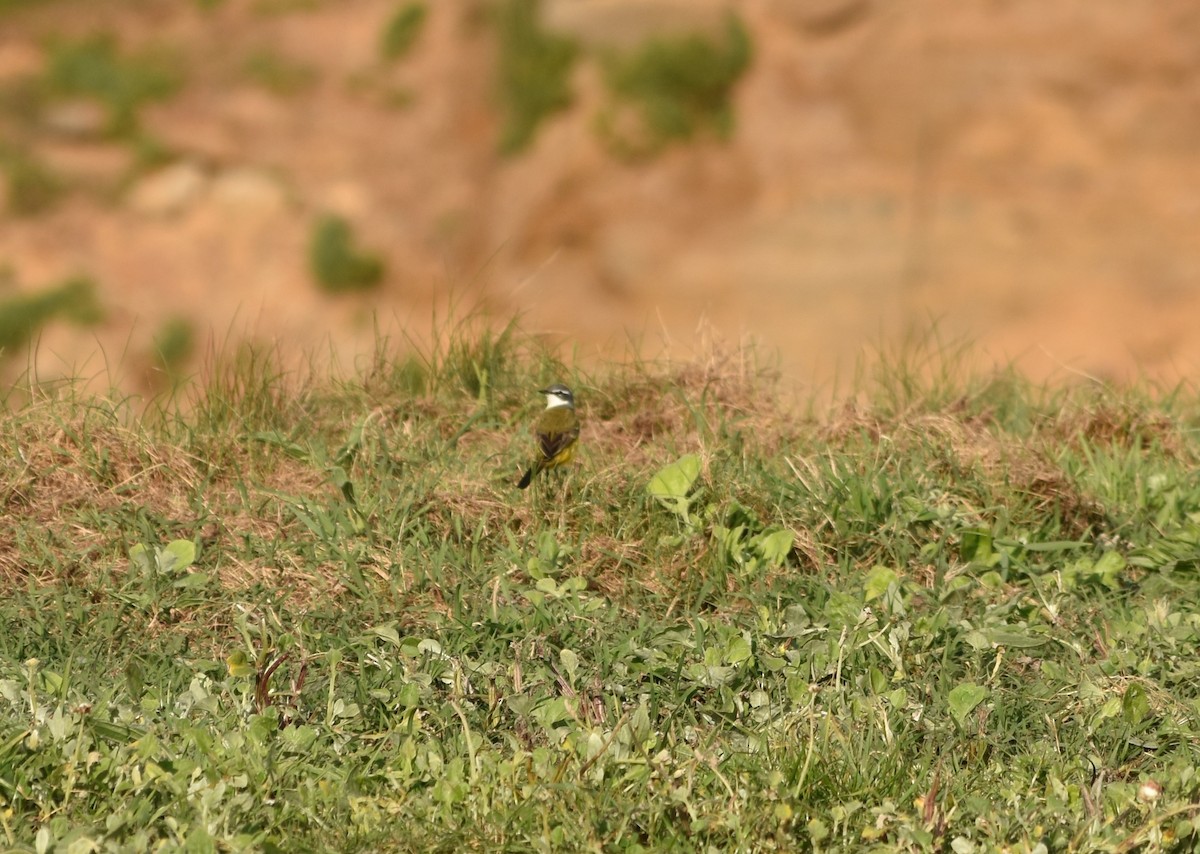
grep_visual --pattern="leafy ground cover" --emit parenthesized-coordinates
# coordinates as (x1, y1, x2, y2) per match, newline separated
(2, 328, 1200, 852)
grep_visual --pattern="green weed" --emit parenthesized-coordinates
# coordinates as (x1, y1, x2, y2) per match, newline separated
(148, 316, 196, 390)
(0, 275, 103, 356)
(1, 147, 63, 216)
(42, 34, 183, 137)
(380, 2, 428, 62)
(242, 48, 318, 96)
(599, 14, 752, 158)
(0, 0, 52, 11)
(309, 214, 385, 293)
(491, 0, 578, 154)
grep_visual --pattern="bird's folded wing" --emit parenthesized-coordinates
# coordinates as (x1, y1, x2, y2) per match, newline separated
(538, 423, 580, 460)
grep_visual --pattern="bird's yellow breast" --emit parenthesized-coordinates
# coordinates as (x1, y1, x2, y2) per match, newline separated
(535, 405, 579, 470)
(545, 443, 575, 468)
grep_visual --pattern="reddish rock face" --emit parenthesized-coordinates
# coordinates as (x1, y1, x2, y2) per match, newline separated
(1, 0, 1198, 392)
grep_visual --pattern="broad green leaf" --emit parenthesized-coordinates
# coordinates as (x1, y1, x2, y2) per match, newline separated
(559, 647, 579, 681)
(39, 669, 63, 693)
(685, 663, 735, 687)
(808, 818, 829, 843)
(172, 572, 210, 589)
(1094, 551, 1126, 589)
(863, 565, 898, 601)
(46, 707, 70, 741)
(506, 695, 536, 717)
(647, 454, 701, 500)
(559, 576, 587, 592)
(1122, 683, 1150, 727)
(978, 571, 1004, 590)
(280, 724, 319, 753)
(368, 624, 402, 647)
(159, 539, 196, 574)
(628, 700, 651, 744)
(1097, 696, 1122, 720)
(129, 543, 153, 574)
(725, 635, 752, 664)
(948, 683, 989, 725)
(760, 654, 787, 672)
(125, 658, 144, 698)
(963, 630, 990, 650)
(787, 675, 808, 704)
(416, 638, 444, 656)
(868, 666, 888, 694)
(757, 529, 794, 566)
(717, 523, 744, 554)
(226, 650, 255, 678)
(648, 455, 702, 521)
(0, 680, 20, 705)
(537, 530, 560, 563)
(960, 528, 993, 562)
(397, 682, 421, 708)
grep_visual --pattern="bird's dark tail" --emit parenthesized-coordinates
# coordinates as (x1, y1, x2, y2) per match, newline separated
(517, 466, 535, 489)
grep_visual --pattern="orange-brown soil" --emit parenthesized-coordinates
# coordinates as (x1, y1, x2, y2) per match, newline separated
(2, 0, 1199, 395)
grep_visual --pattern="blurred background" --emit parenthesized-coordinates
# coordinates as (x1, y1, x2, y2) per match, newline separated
(1, 0, 1198, 395)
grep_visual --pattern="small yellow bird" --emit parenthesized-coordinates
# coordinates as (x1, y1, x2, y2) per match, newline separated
(517, 383, 580, 489)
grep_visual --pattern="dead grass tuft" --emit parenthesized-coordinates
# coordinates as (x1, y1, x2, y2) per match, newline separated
(1, 408, 199, 580)
(1052, 402, 1183, 456)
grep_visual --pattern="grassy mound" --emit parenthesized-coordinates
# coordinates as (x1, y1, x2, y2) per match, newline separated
(2, 328, 1200, 851)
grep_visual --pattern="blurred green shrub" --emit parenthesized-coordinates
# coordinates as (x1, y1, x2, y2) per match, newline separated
(0, 0, 52, 10)
(254, 0, 321, 13)
(1, 148, 62, 216)
(44, 34, 182, 136)
(492, 0, 577, 154)
(0, 276, 104, 356)
(599, 14, 751, 157)
(380, 3, 428, 61)
(243, 49, 318, 96)
(152, 316, 196, 380)
(309, 214, 385, 293)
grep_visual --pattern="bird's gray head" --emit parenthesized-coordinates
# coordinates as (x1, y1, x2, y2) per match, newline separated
(540, 384, 574, 409)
